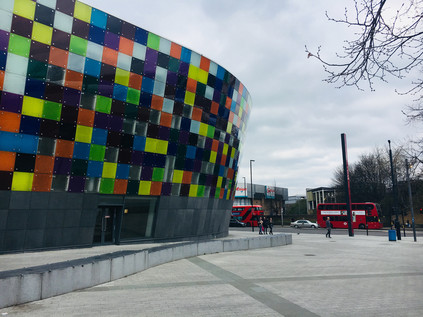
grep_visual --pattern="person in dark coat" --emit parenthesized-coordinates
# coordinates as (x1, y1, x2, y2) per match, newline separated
(325, 217, 331, 238)
(269, 217, 273, 235)
(263, 217, 269, 234)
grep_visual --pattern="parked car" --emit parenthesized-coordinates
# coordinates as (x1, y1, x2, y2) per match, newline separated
(230, 218, 247, 227)
(290, 220, 319, 228)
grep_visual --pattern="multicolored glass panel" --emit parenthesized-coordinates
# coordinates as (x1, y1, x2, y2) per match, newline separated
(0, 0, 252, 199)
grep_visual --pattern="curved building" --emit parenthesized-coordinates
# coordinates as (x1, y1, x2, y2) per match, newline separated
(0, 0, 252, 252)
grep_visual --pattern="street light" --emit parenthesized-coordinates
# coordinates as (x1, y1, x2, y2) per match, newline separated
(405, 159, 417, 242)
(388, 140, 401, 240)
(250, 160, 255, 232)
(243, 176, 246, 204)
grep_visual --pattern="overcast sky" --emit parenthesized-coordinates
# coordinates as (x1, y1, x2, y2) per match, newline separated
(83, 0, 422, 195)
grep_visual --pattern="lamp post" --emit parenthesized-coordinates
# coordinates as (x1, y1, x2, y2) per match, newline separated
(388, 140, 401, 240)
(405, 159, 417, 242)
(243, 176, 246, 205)
(250, 160, 255, 232)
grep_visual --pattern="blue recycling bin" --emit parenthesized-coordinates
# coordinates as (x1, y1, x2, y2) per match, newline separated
(388, 230, 397, 241)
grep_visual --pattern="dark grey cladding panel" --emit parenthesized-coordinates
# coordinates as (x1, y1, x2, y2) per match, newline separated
(0, 210, 8, 230)
(27, 210, 47, 229)
(83, 193, 99, 210)
(79, 208, 98, 227)
(6, 210, 29, 230)
(157, 195, 171, 209)
(62, 228, 80, 246)
(97, 195, 124, 206)
(44, 229, 64, 247)
(3, 230, 25, 251)
(78, 227, 94, 246)
(45, 210, 65, 228)
(30, 192, 50, 210)
(65, 192, 84, 209)
(9, 192, 31, 210)
(24, 230, 45, 250)
(153, 208, 170, 238)
(0, 191, 10, 209)
(63, 209, 82, 228)
(48, 192, 69, 209)
(0, 231, 3, 251)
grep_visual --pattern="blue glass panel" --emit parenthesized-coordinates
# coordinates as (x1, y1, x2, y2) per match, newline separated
(91, 8, 108, 29)
(91, 127, 108, 145)
(0, 51, 7, 70)
(20, 115, 41, 135)
(88, 24, 105, 45)
(73, 142, 90, 160)
(25, 78, 45, 99)
(18, 134, 39, 154)
(216, 65, 225, 80)
(84, 58, 101, 78)
(186, 145, 196, 159)
(180, 47, 191, 64)
(134, 27, 148, 45)
(167, 142, 177, 156)
(87, 160, 103, 177)
(141, 77, 154, 94)
(133, 135, 145, 151)
(219, 165, 225, 177)
(116, 163, 130, 179)
(112, 84, 128, 102)
(180, 117, 191, 131)
(0, 131, 18, 151)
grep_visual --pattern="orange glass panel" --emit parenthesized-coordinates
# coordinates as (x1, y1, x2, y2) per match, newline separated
(186, 78, 197, 93)
(77, 108, 95, 127)
(65, 70, 84, 90)
(0, 70, 4, 90)
(128, 72, 142, 90)
(227, 168, 234, 180)
(0, 151, 16, 171)
(225, 96, 232, 109)
(191, 107, 202, 121)
(119, 37, 134, 55)
(49, 46, 68, 68)
(150, 181, 162, 196)
(212, 140, 219, 152)
(238, 82, 244, 95)
(200, 56, 210, 71)
(220, 154, 227, 165)
(160, 112, 172, 128)
(113, 179, 128, 194)
(211, 101, 219, 115)
(170, 42, 182, 59)
(151, 95, 163, 111)
(182, 171, 192, 184)
(32, 173, 52, 192)
(34, 155, 55, 174)
(102, 47, 118, 67)
(55, 139, 74, 158)
(219, 188, 225, 199)
(0, 111, 21, 133)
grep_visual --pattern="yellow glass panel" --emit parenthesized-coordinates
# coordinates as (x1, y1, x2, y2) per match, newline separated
(223, 144, 228, 156)
(12, 172, 34, 191)
(32, 22, 53, 45)
(184, 91, 195, 106)
(197, 69, 208, 84)
(115, 68, 130, 86)
(156, 139, 168, 155)
(145, 137, 158, 153)
(188, 65, 199, 80)
(231, 148, 236, 158)
(189, 184, 198, 197)
(226, 122, 233, 134)
(210, 151, 217, 163)
(74, 1, 92, 23)
(217, 176, 223, 188)
(172, 170, 183, 183)
(138, 180, 151, 195)
(199, 122, 208, 136)
(14, 0, 36, 20)
(102, 162, 117, 178)
(22, 96, 44, 118)
(75, 125, 93, 143)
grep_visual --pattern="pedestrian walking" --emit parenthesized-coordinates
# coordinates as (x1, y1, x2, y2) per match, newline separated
(263, 217, 269, 234)
(325, 217, 331, 238)
(269, 217, 273, 235)
(258, 217, 263, 235)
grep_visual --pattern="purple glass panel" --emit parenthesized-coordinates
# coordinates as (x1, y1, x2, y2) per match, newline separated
(0, 30, 10, 51)
(193, 160, 202, 173)
(94, 112, 110, 129)
(178, 130, 189, 144)
(210, 186, 216, 197)
(63, 87, 81, 106)
(204, 137, 213, 150)
(131, 150, 143, 165)
(161, 182, 172, 196)
(158, 126, 170, 140)
(140, 166, 152, 180)
(104, 31, 120, 51)
(68, 175, 85, 193)
(53, 157, 72, 175)
(0, 92, 23, 113)
(206, 174, 213, 186)
(166, 71, 178, 86)
(56, 0, 75, 16)
(145, 48, 158, 64)
(143, 61, 156, 79)
(109, 115, 123, 132)
(178, 62, 189, 76)
(213, 89, 221, 103)
(98, 80, 114, 97)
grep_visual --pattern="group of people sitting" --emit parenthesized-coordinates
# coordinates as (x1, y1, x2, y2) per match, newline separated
(257, 217, 273, 235)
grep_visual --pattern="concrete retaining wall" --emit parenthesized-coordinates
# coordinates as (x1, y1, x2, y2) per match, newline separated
(0, 233, 291, 309)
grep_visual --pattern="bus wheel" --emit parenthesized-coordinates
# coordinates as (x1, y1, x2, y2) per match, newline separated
(359, 224, 365, 229)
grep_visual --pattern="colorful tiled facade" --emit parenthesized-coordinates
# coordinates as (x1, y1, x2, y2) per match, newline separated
(0, 0, 251, 252)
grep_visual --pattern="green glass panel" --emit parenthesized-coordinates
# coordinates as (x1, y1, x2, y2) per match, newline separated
(69, 35, 88, 56)
(147, 33, 160, 50)
(207, 126, 215, 139)
(197, 185, 205, 197)
(168, 57, 180, 73)
(152, 167, 164, 182)
(124, 103, 138, 119)
(215, 188, 221, 198)
(99, 178, 114, 194)
(89, 144, 106, 161)
(126, 88, 140, 105)
(8, 34, 31, 58)
(95, 95, 112, 114)
(27, 59, 48, 80)
(42, 100, 62, 121)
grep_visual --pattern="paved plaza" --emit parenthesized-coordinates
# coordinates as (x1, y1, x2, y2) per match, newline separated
(1, 232, 422, 316)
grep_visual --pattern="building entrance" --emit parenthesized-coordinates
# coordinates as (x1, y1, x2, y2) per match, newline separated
(93, 205, 123, 244)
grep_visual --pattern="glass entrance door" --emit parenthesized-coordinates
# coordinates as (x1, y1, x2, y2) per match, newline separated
(93, 205, 123, 244)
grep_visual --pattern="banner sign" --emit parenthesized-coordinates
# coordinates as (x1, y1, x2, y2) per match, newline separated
(235, 186, 248, 198)
(265, 186, 275, 199)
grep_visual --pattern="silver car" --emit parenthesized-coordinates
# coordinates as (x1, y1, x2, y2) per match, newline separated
(290, 220, 319, 228)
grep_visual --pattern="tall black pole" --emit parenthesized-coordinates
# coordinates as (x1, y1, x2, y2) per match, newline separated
(388, 140, 401, 240)
(250, 160, 255, 232)
(341, 134, 354, 237)
(405, 159, 417, 242)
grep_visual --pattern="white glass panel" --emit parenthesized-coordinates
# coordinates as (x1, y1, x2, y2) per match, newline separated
(6, 53, 28, 77)
(3, 72, 26, 95)
(86, 41, 103, 61)
(162, 98, 174, 114)
(158, 37, 171, 55)
(132, 42, 146, 61)
(153, 80, 165, 97)
(117, 52, 131, 71)
(205, 85, 214, 100)
(189, 120, 200, 134)
(209, 61, 218, 76)
(54, 10, 73, 34)
(67, 52, 85, 73)
(190, 51, 201, 67)
(0, 0, 14, 13)
(155, 66, 167, 83)
(37, 0, 57, 9)
(0, 9, 13, 32)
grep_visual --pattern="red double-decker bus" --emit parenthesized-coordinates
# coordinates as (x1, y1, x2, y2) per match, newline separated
(231, 205, 264, 227)
(317, 202, 383, 229)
